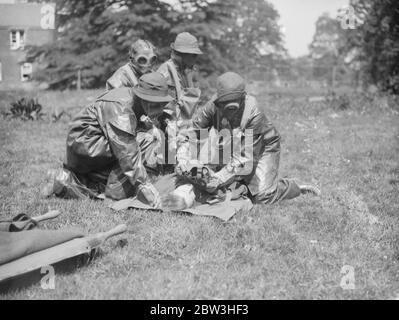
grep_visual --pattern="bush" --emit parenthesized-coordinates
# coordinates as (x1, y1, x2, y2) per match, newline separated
(4, 98, 45, 121)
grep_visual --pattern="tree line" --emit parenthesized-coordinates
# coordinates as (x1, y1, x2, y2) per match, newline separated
(307, 0, 399, 93)
(27, 0, 284, 90)
(27, 0, 399, 94)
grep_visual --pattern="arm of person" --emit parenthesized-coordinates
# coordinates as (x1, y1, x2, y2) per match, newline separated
(192, 98, 216, 130)
(208, 108, 281, 191)
(106, 70, 123, 91)
(105, 114, 148, 186)
(105, 114, 160, 207)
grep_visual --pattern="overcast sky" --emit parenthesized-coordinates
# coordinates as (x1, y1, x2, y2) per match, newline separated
(268, 0, 349, 57)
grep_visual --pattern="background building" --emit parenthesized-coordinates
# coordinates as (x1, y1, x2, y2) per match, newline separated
(0, 0, 55, 89)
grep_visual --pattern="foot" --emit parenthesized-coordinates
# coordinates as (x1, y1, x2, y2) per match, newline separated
(299, 184, 321, 196)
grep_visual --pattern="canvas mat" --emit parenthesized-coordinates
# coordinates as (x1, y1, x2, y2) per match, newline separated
(108, 174, 253, 221)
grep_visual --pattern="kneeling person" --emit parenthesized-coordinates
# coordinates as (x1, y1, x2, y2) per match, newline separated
(44, 72, 173, 207)
(182, 72, 320, 204)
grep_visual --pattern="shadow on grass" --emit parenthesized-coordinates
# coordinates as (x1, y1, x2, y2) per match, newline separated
(0, 249, 103, 296)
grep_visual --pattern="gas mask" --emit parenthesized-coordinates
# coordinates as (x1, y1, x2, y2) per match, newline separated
(171, 50, 198, 69)
(141, 100, 166, 120)
(215, 93, 246, 123)
(129, 40, 157, 75)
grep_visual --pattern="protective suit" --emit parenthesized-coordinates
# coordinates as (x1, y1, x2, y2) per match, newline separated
(157, 32, 204, 121)
(46, 72, 173, 206)
(106, 63, 140, 90)
(157, 32, 203, 167)
(157, 57, 201, 120)
(187, 72, 319, 204)
(106, 39, 157, 90)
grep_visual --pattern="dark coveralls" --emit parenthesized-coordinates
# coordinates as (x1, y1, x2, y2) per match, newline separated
(57, 88, 160, 200)
(192, 94, 301, 204)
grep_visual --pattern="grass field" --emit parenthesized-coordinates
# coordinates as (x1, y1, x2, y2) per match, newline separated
(0, 86, 399, 299)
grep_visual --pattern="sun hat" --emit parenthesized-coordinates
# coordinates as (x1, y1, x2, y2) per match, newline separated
(171, 32, 203, 55)
(132, 72, 173, 103)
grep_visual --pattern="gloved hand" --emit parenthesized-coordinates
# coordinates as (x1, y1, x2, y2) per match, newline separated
(140, 115, 155, 130)
(175, 159, 203, 176)
(176, 119, 193, 129)
(205, 176, 224, 194)
(175, 161, 189, 176)
(205, 165, 236, 193)
(137, 183, 161, 208)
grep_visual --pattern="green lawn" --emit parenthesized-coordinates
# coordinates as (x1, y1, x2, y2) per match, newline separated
(0, 87, 399, 299)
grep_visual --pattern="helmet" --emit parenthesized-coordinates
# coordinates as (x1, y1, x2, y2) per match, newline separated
(214, 72, 246, 111)
(129, 39, 157, 75)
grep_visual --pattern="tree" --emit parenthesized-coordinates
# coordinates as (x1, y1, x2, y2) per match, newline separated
(169, 0, 286, 79)
(27, 0, 176, 89)
(166, 0, 238, 75)
(222, 0, 286, 74)
(308, 13, 350, 86)
(26, 0, 287, 90)
(343, 0, 399, 93)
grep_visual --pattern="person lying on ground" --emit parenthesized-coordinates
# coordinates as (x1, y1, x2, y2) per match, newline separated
(42, 72, 173, 208)
(175, 72, 320, 205)
(106, 39, 157, 90)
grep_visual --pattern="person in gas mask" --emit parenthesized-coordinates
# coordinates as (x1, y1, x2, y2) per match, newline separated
(177, 72, 320, 205)
(157, 32, 203, 120)
(157, 32, 203, 168)
(42, 72, 173, 207)
(106, 39, 157, 90)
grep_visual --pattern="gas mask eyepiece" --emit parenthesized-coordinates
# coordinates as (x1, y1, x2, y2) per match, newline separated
(129, 40, 157, 74)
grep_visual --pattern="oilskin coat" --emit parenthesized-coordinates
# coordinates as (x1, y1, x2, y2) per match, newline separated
(157, 58, 201, 120)
(106, 63, 139, 90)
(64, 87, 158, 200)
(157, 59, 202, 167)
(192, 94, 301, 204)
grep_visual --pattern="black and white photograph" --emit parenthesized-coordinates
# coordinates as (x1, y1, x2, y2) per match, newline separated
(0, 0, 398, 303)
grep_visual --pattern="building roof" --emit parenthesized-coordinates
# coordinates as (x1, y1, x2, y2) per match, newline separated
(0, 3, 55, 29)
